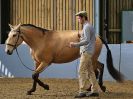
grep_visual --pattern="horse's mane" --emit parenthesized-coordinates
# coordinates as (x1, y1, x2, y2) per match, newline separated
(21, 24, 49, 33)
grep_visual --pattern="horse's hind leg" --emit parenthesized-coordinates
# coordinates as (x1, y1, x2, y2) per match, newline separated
(97, 61, 106, 92)
(86, 61, 106, 92)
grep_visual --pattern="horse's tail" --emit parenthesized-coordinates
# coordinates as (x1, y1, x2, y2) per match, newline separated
(99, 36, 124, 82)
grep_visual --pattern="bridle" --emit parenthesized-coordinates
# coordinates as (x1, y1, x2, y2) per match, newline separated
(6, 29, 22, 50)
(6, 29, 34, 71)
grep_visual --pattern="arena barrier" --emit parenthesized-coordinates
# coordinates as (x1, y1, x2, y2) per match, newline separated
(0, 44, 133, 80)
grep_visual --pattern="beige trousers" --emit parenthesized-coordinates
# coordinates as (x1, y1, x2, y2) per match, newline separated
(78, 52, 101, 93)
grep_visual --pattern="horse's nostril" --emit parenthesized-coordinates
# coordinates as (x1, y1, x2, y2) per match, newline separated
(7, 50, 12, 55)
(7, 50, 9, 53)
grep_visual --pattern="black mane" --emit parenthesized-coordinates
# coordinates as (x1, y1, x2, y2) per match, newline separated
(21, 24, 49, 32)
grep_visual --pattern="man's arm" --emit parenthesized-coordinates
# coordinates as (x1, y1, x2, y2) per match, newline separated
(74, 26, 90, 47)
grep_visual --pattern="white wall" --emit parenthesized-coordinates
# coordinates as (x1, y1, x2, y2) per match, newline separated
(0, 44, 133, 80)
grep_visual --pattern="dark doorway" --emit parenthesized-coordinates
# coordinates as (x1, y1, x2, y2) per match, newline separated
(1, 0, 10, 44)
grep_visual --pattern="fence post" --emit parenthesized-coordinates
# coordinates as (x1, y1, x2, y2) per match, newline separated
(94, 0, 100, 35)
(104, 0, 109, 43)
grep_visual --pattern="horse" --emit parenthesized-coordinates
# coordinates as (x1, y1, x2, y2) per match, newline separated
(5, 23, 124, 95)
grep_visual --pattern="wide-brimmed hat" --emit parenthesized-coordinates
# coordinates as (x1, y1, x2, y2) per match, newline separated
(75, 11, 87, 17)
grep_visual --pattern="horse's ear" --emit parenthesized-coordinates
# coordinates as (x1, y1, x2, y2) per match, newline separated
(9, 24, 14, 29)
(15, 23, 21, 29)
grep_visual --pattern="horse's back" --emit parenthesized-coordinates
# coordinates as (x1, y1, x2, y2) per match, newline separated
(51, 30, 80, 63)
(49, 31, 102, 64)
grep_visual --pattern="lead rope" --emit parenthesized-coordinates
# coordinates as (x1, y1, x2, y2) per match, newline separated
(15, 48, 34, 71)
(14, 29, 34, 71)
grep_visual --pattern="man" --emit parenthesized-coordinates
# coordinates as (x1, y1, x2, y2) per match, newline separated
(69, 11, 102, 98)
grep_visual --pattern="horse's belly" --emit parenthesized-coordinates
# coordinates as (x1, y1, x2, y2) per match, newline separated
(53, 48, 80, 63)
(51, 36, 102, 64)
(53, 57, 79, 63)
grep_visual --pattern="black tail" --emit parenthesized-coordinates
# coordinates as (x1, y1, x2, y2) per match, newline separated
(99, 37, 124, 82)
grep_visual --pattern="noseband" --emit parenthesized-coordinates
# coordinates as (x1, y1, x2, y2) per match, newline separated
(6, 43, 17, 48)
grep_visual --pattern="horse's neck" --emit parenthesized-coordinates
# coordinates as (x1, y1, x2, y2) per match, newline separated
(21, 28, 41, 48)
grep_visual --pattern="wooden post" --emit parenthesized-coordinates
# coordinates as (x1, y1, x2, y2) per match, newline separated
(104, 0, 109, 42)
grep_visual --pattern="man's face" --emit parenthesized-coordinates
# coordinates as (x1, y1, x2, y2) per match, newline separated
(77, 16, 84, 24)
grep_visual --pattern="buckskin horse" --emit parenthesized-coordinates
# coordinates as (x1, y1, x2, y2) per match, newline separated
(5, 23, 124, 95)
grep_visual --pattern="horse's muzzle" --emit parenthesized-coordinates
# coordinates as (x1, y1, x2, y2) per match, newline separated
(6, 50, 13, 55)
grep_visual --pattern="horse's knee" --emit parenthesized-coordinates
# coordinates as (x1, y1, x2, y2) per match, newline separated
(100, 85, 106, 92)
(97, 62, 104, 75)
(97, 61, 104, 70)
(100, 63, 104, 70)
(95, 62, 104, 82)
(94, 70, 99, 79)
(32, 72, 39, 80)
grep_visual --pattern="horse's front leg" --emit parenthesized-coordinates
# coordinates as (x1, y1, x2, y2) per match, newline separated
(32, 72, 49, 90)
(32, 62, 49, 90)
(27, 62, 39, 95)
(27, 74, 39, 95)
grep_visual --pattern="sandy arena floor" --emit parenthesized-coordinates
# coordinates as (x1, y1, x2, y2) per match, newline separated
(0, 78, 133, 99)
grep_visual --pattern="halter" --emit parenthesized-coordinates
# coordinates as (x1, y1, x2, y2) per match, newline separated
(6, 29, 34, 71)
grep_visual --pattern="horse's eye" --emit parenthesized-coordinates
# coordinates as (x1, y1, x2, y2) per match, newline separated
(13, 34, 17, 37)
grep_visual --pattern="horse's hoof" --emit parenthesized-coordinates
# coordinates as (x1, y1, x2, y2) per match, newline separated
(86, 87, 91, 91)
(101, 86, 106, 92)
(27, 91, 32, 95)
(43, 84, 49, 90)
(86, 85, 92, 91)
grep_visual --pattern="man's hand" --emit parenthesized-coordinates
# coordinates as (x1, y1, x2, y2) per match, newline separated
(69, 42, 77, 48)
(78, 32, 82, 38)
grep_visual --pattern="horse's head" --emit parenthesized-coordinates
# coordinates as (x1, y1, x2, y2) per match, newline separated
(5, 23, 23, 55)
